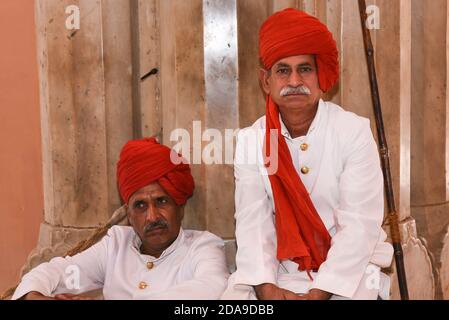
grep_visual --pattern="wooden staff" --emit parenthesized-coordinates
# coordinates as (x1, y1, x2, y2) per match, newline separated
(357, 0, 409, 300)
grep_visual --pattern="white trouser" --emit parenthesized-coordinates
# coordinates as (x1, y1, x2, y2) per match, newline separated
(221, 264, 390, 300)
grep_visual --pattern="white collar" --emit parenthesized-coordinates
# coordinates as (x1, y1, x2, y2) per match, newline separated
(279, 99, 325, 140)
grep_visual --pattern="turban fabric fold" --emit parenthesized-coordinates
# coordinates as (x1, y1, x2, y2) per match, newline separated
(259, 8, 339, 93)
(260, 9, 335, 277)
(117, 138, 194, 206)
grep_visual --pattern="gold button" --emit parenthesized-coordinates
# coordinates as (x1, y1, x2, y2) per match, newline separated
(138, 281, 148, 289)
(146, 261, 154, 270)
(300, 143, 308, 151)
(301, 166, 310, 174)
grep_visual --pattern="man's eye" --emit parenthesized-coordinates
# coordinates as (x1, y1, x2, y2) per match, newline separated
(299, 66, 312, 73)
(277, 68, 289, 74)
(157, 198, 168, 205)
(134, 201, 147, 210)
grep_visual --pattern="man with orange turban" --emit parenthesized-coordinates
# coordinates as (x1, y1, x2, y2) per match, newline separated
(12, 138, 229, 300)
(222, 8, 393, 300)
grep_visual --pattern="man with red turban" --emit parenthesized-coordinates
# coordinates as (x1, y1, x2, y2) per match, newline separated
(12, 138, 229, 300)
(222, 8, 393, 300)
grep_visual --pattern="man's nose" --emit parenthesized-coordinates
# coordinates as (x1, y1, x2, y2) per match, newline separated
(145, 202, 159, 222)
(288, 70, 304, 87)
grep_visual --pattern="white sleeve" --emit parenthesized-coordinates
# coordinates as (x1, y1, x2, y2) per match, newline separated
(311, 119, 390, 298)
(232, 129, 279, 287)
(12, 228, 111, 300)
(145, 234, 229, 300)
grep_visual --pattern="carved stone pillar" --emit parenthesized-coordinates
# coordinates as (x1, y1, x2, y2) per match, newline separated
(410, 0, 449, 299)
(443, 1, 449, 300)
(27, 0, 134, 273)
(441, 226, 449, 299)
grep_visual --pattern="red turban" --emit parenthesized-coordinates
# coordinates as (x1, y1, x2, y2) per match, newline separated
(259, 8, 339, 92)
(116, 137, 194, 206)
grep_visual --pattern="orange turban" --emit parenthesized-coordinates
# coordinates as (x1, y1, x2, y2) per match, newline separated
(259, 8, 339, 92)
(116, 138, 194, 205)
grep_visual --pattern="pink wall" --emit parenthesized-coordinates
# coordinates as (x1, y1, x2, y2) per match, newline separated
(0, 0, 43, 292)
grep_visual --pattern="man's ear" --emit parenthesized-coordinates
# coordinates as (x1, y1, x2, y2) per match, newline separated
(178, 205, 185, 221)
(259, 68, 271, 96)
(125, 204, 133, 226)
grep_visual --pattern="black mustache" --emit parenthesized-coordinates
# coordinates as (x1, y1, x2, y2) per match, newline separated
(143, 220, 168, 233)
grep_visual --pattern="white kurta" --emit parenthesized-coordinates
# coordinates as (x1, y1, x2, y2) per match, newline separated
(12, 226, 229, 300)
(222, 99, 394, 300)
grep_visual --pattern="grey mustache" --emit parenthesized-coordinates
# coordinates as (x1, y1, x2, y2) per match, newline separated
(143, 220, 168, 233)
(280, 86, 311, 96)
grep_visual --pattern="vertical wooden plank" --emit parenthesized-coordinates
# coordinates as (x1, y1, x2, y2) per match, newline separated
(318, 0, 342, 104)
(300, 0, 316, 15)
(376, 0, 434, 300)
(271, 0, 299, 12)
(411, 0, 447, 207)
(136, 0, 162, 139)
(447, 0, 449, 202)
(376, 0, 405, 221)
(203, 0, 239, 237)
(237, 0, 270, 128)
(340, 0, 373, 120)
(160, 0, 208, 232)
(130, 0, 142, 139)
(102, 0, 134, 212)
(314, 0, 327, 23)
(411, 0, 449, 233)
(409, 0, 449, 299)
(398, 0, 412, 223)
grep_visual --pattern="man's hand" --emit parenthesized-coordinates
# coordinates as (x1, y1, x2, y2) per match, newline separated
(21, 291, 55, 300)
(54, 293, 94, 300)
(297, 288, 332, 300)
(254, 283, 303, 300)
(20, 291, 94, 300)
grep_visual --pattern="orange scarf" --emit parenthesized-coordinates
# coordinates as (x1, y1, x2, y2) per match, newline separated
(264, 95, 331, 277)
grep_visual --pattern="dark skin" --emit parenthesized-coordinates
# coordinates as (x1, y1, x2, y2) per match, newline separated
(21, 182, 184, 300)
(256, 54, 332, 301)
(21, 292, 94, 300)
(126, 182, 184, 257)
(259, 54, 322, 138)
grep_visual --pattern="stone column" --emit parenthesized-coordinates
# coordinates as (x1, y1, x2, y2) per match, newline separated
(410, 0, 449, 299)
(358, 0, 436, 300)
(158, 0, 207, 232)
(26, 0, 134, 273)
(443, 1, 449, 300)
